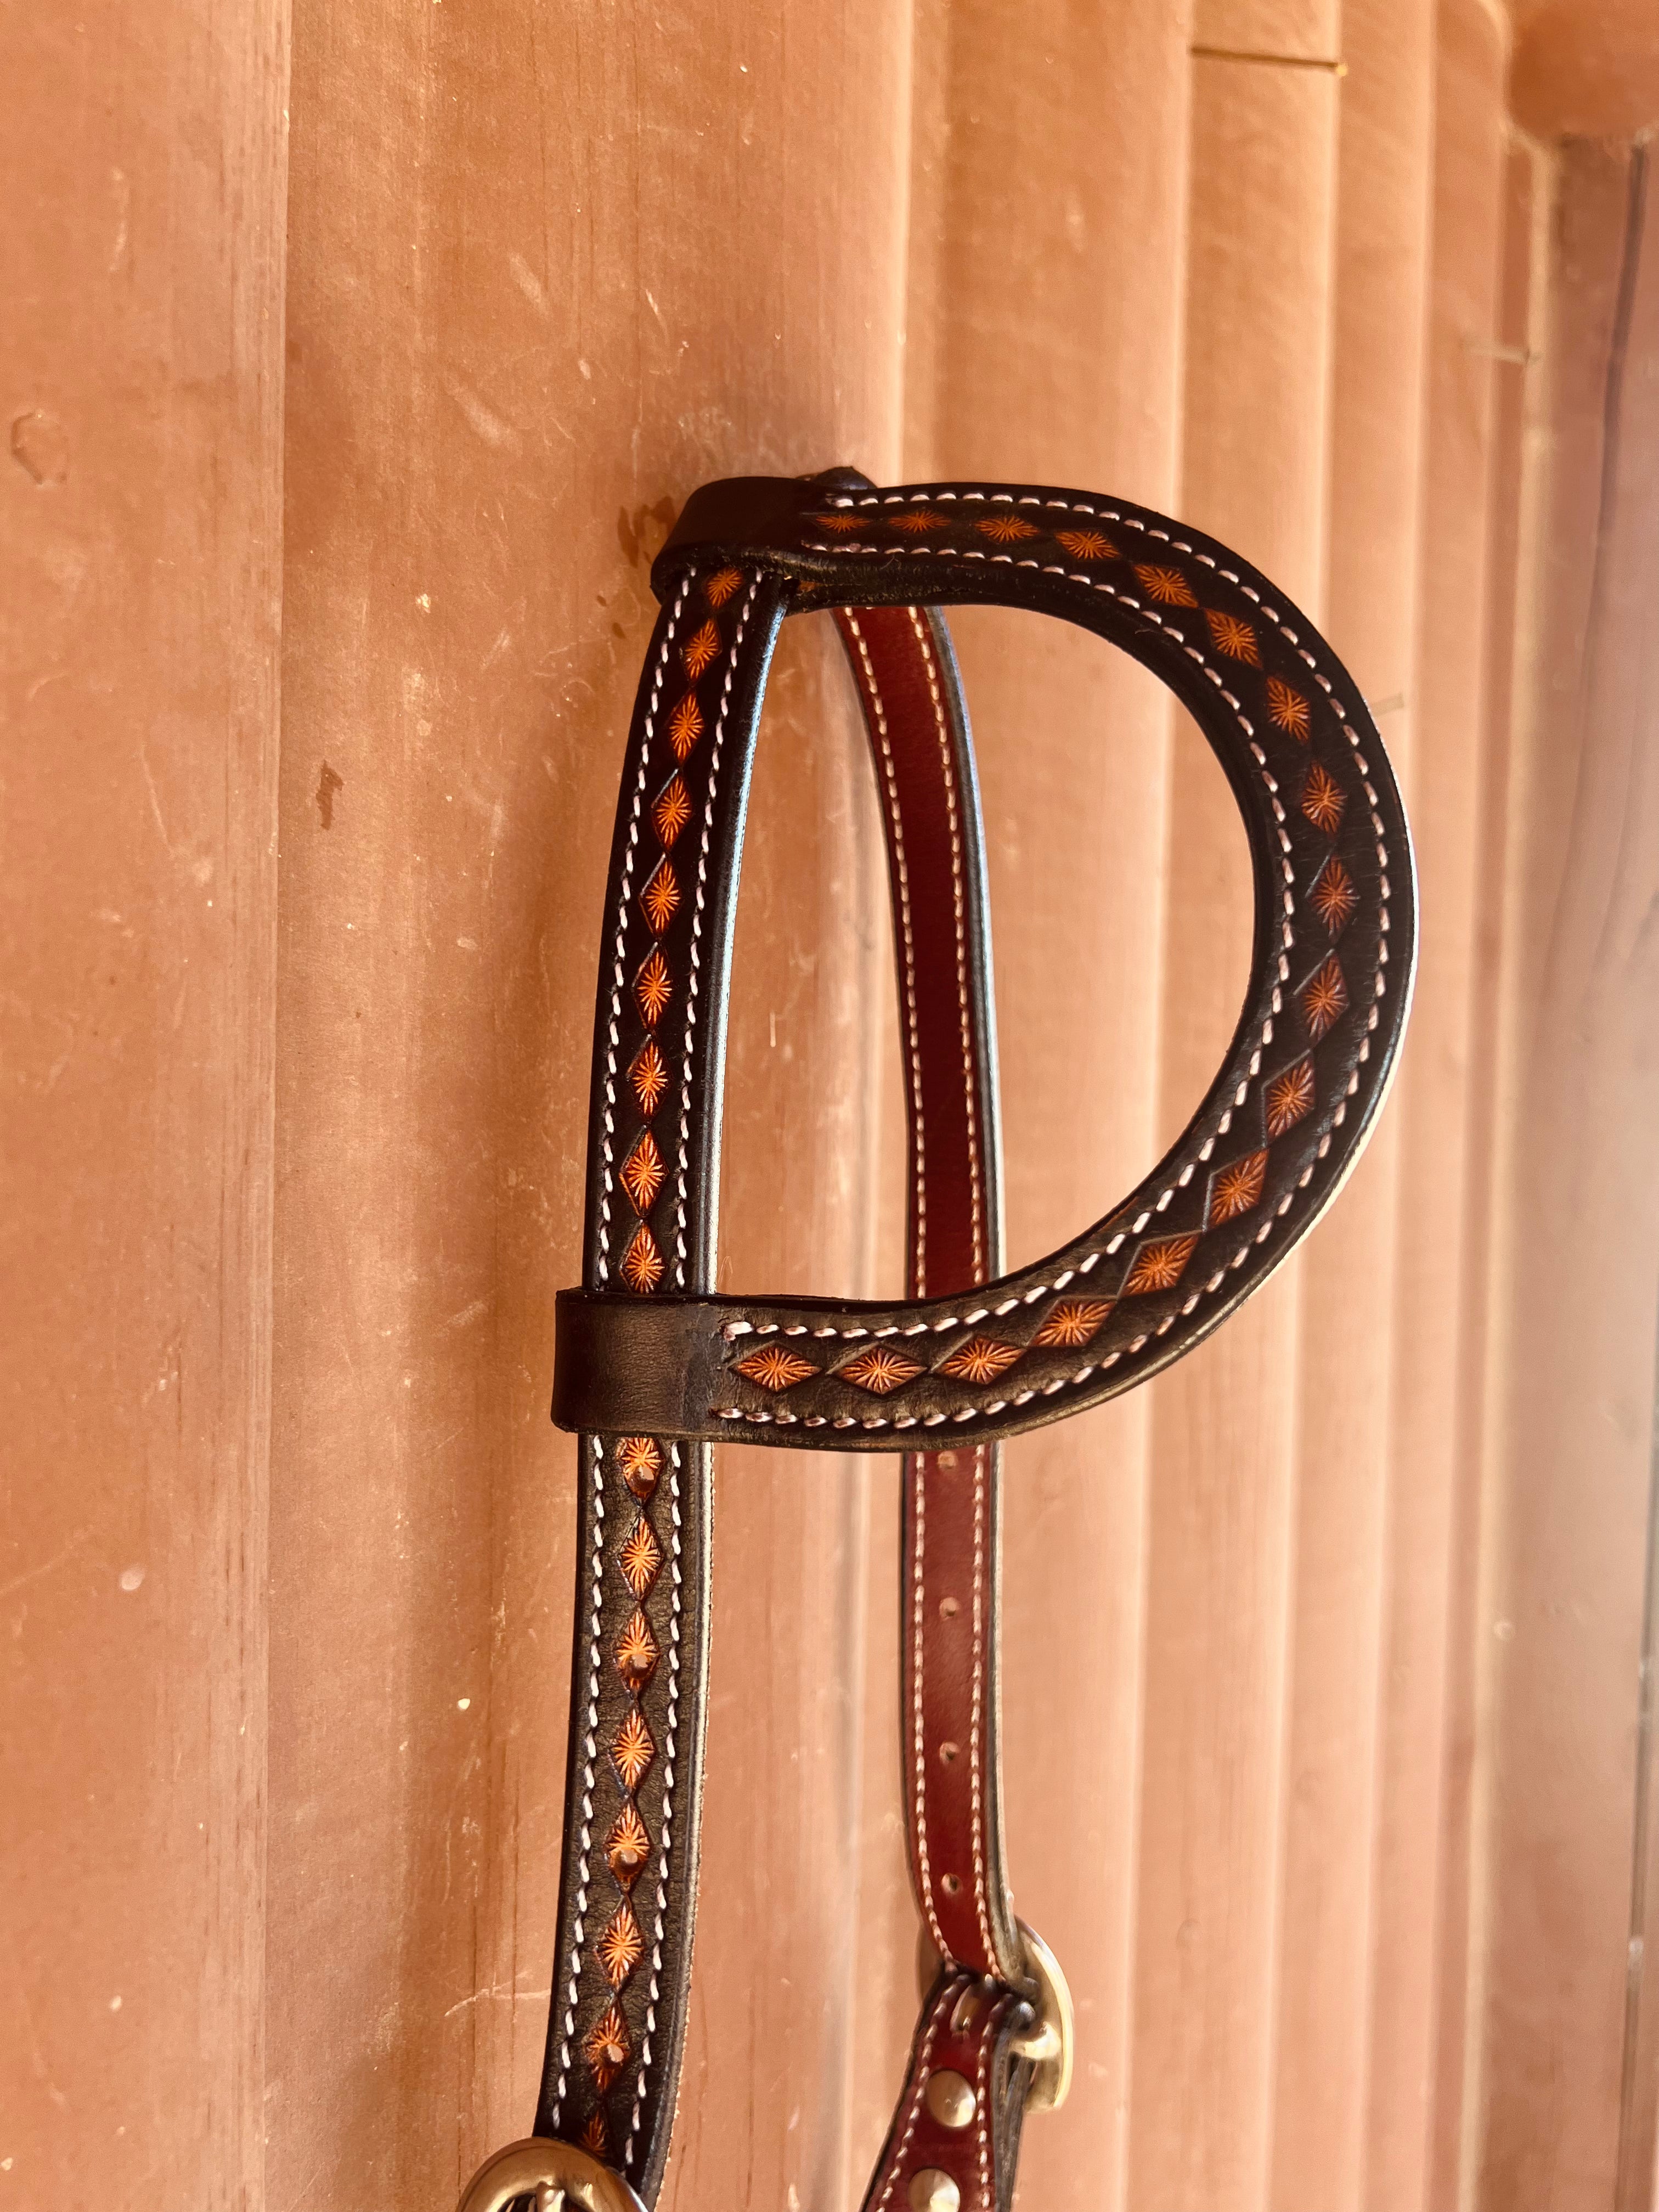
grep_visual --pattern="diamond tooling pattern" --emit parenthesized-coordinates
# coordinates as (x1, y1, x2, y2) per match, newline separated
(839, 1345, 927, 1395)
(733, 1344, 820, 1390)
(615, 1436, 662, 1499)
(583, 2004, 630, 2091)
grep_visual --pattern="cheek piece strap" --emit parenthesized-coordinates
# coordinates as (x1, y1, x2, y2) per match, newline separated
(455, 468, 1416, 2212)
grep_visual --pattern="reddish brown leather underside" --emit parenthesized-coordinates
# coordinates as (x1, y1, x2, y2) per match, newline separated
(836, 604, 1024, 2212)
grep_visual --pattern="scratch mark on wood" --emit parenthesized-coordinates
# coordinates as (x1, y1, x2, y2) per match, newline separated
(316, 761, 344, 830)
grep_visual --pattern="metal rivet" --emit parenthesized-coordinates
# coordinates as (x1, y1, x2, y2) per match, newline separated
(940, 1873, 962, 1896)
(909, 2170, 960, 2212)
(926, 2070, 977, 2129)
(939, 1597, 960, 1621)
(938, 1740, 960, 1765)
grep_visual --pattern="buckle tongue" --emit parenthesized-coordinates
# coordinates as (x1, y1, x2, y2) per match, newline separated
(1007, 1917, 1074, 2113)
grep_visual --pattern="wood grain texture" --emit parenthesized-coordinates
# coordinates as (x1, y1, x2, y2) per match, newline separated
(1193, 0, 1340, 64)
(1132, 30, 1336, 2211)
(1360, 13, 1511, 2212)
(903, 9, 1192, 2209)
(12, 4, 1656, 2207)
(1269, 7, 1434, 2207)
(1471, 134, 1659, 2211)
(1510, 0, 1659, 136)
(1427, 128, 1542, 2212)
(273, 5, 909, 2207)
(0, 0, 288, 2204)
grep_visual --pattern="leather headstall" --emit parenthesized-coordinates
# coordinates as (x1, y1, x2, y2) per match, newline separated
(456, 469, 1417, 2212)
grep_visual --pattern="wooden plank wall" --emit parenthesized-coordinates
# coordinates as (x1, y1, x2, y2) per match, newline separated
(8, 4, 1659, 2210)
(0, 0, 288, 2205)
(1471, 4, 1659, 2196)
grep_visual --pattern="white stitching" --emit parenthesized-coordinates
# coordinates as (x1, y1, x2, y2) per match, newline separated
(706, 501, 1393, 1419)
(843, 610, 958, 1969)
(872, 1990, 952, 2212)
(974, 1993, 1013, 2211)
(549, 1437, 608, 2128)
(966, 1441, 996, 1962)
(901, 608, 999, 1967)
(842, 612, 929, 1295)
(909, 1453, 952, 1962)
(596, 586, 688, 1283)
(625, 1439, 685, 2167)
(672, 576, 761, 1289)
(907, 609, 985, 1280)
(569, 582, 685, 2131)
(624, 575, 758, 2153)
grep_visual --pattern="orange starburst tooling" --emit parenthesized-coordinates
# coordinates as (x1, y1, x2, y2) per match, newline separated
(597, 1900, 644, 1989)
(614, 1607, 659, 1690)
(1032, 1297, 1113, 1348)
(975, 513, 1040, 542)
(938, 1336, 1022, 1385)
(614, 1435, 663, 1498)
(1133, 563, 1198, 606)
(629, 1042, 669, 1116)
(1265, 1057, 1316, 1138)
(583, 2004, 630, 2090)
(681, 620, 720, 678)
(704, 567, 743, 606)
(640, 861, 680, 936)
(617, 1519, 663, 1603)
(838, 1345, 926, 1395)
(1121, 1234, 1200, 1296)
(610, 1705, 656, 1788)
(1300, 761, 1345, 836)
(620, 1223, 664, 1295)
(668, 695, 704, 761)
(1311, 857, 1358, 933)
(1205, 608, 1260, 664)
(606, 1802, 651, 1887)
(580, 2114, 610, 2160)
(619, 1131, 664, 1215)
(1299, 956, 1348, 1041)
(1055, 528, 1116, 561)
(652, 775, 692, 848)
(1267, 676, 1311, 739)
(891, 510, 950, 534)
(733, 1343, 819, 1390)
(634, 949, 672, 1025)
(1207, 1150, 1269, 1226)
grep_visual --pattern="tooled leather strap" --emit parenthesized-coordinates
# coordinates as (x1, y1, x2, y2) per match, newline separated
(554, 474, 1414, 1452)
(529, 549, 774, 2193)
(523, 470, 1416, 2210)
(529, 530, 1028, 2202)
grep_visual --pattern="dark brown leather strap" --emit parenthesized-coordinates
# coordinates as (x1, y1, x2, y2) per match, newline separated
(553, 475, 1412, 1451)
(467, 469, 1416, 2212)
(529, 525, 1039, 2202)
(529, 551, 786, 2193)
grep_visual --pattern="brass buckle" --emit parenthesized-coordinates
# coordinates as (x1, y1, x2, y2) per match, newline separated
(1005, 1918, 1073, 2113)
(914, 1916, 1074, 2115)
(455, 2137, 650, 2212)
